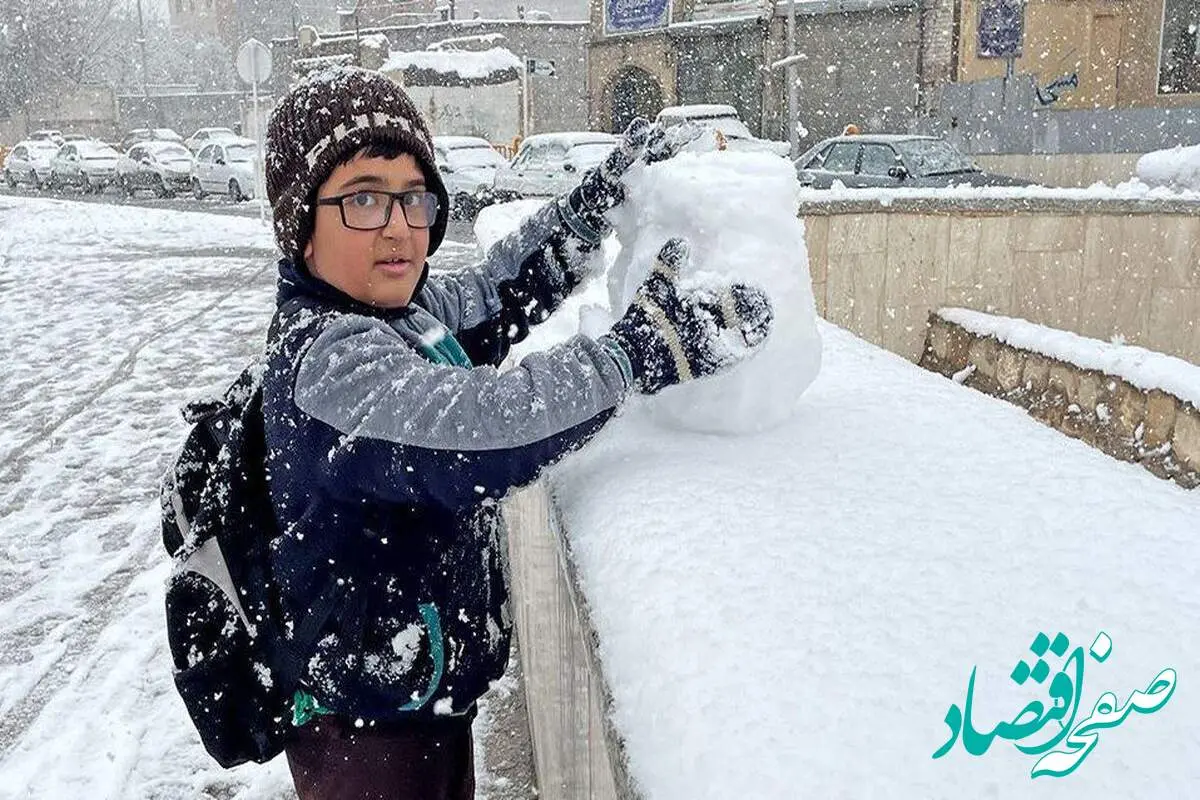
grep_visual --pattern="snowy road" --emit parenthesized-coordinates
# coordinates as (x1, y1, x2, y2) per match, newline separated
(0, 196, 513, 799)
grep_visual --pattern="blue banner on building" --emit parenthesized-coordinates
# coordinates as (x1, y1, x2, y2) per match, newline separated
(605, 0, 670, 34)
(978, 0, 1024, 59)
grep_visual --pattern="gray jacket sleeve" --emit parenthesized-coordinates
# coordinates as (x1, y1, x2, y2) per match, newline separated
(292, 314, 628, 510)
(417, 200, 595, 337)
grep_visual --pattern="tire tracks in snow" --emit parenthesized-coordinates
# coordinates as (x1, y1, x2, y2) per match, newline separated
(0, 255, 274, 497)
(0, 257, 274, 761)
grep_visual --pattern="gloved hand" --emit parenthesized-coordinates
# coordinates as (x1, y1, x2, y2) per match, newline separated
(599, 238, 774, 395)
(557, 118, 700, 246)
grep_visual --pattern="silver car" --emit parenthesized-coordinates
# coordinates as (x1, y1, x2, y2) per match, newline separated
(3, 140, 61, 189)
(795, 135, 1031, 189)
(48, 141, 122, 193)
(434, 136, 509, 219)
(492, 132, 617, 200)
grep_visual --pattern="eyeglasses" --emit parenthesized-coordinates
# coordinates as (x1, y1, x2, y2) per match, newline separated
(316, 190, 440, 231)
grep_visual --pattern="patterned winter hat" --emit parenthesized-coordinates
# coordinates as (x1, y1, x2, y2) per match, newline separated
(265, 66, 448, 263)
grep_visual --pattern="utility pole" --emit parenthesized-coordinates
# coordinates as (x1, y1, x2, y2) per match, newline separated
(785, 0, 798, 158)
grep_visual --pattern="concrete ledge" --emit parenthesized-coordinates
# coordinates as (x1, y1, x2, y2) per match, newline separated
(920, 312, 1200, 489)
(797, 194, 1200, 217)
(503, 484, 637, 800)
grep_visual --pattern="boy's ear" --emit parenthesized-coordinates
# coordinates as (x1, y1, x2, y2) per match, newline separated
(304, 240, 313, 262)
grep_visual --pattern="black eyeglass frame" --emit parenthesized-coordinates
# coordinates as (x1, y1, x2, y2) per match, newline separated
(315, 189, 440, 231)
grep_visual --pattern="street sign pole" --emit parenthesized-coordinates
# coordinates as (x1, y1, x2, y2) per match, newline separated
(236, 38, 273, 227)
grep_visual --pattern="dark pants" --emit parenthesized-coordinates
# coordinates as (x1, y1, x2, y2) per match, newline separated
(285, 715, 475, 800)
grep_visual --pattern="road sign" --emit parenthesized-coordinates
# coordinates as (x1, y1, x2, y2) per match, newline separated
(236, 38, 272, 85)
(526, 59, 556, 78)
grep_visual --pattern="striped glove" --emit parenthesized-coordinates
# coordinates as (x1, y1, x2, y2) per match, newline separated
(600, 238, 774, 395)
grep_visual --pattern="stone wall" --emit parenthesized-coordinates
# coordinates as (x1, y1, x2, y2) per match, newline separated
(973, 153, 1142, 188)
(802, 196, 1200, 366)
(920, 313, 1200, 489)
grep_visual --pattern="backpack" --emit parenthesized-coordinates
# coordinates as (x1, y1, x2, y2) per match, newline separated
(160, 338, 338, 768)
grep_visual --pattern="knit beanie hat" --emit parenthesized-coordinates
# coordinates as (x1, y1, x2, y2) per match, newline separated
(265, 66, 448, 263)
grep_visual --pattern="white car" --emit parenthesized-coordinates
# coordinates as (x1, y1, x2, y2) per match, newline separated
(116, 141, 196, 197)
(28, 129, 65, 147)
(48, 141, 122, 193)
(3, 140, 61, 189)
(433, 135, 509, 218)
(492, 132, 617, 199)
(184, 127, 240, 153)
(192, 139, 258, 201)
(655, 104, 791, 157)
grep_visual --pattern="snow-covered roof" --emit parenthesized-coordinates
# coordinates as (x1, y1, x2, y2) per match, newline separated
(380, 46, 522, 82)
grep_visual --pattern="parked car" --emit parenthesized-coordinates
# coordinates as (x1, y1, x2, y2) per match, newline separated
(794, 134, 1032, 189)
(48, 140, 122, 192)
(62, 133, 95, 142)
(28, 129, 65, 147)
(3, 140, 61, 188)
(192, 138, 258, 201)
(116, 141, 196, 197)
(184, 127, 240, 153)
(655, 104, 790, 157)
(119, 128, 185, 152)
(492, 132, 617, 200)
(434, 135, 509, 218)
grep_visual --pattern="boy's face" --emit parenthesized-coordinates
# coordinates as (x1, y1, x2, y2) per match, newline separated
(304, 151, 431, 309)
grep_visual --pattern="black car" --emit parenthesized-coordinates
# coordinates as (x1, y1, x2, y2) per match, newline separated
(795, 135, 1032, 189)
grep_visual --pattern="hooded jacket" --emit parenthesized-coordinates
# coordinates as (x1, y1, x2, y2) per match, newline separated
(262, 204, 629, 721)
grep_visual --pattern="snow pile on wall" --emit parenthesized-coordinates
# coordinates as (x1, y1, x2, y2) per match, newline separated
(938, 307, 1200, 408)
(607, 150, 822, 434)
(1136, 143, 1200, 192)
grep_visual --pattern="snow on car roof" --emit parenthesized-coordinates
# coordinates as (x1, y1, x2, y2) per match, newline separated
(656, 104, 739, 119)
(19, 139, 61, 149)
(822, 134, 940, 144)
(520, 132, 616, 147)
(434, 135, 495, 149)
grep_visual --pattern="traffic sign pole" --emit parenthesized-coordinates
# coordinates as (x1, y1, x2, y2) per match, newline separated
(236, 38, 273, 227)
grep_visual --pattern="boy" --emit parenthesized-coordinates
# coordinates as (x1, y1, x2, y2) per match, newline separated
(261, 66, 773, 798)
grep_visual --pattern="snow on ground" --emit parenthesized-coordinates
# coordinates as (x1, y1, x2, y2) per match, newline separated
(938, 307, 1200, 408)
(1136, 144, 1200, 192)
(484, 196, 1200, 797)
(0, 196, 508, 799)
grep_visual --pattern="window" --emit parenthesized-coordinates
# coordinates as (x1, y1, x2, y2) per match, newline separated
(804, 145, 831, 170)
(822, 143, 860, 173)
(213, 146, 225, 163)
(859, 144, 899, 176)
(196, 145, 214, 163)
(1159, 0, 1200, 93)
(13, 147, 26, 159)
(129, 146, 143, 161)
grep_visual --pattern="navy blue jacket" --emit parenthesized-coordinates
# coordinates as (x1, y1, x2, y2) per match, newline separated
(262, 205, 630, 721)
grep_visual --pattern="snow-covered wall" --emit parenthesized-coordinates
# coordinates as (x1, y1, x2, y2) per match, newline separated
(923, 310, 1200, 489)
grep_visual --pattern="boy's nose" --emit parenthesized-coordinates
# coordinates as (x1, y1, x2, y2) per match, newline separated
(381, 200, 412, 240)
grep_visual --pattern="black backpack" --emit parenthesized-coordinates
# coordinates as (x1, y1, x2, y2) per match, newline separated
(159, 361, 298, 767)
(160, 346, 339, 768)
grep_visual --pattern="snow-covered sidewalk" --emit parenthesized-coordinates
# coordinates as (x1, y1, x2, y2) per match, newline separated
(0, 196, 519, 799)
